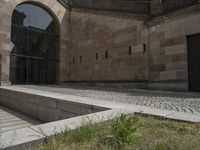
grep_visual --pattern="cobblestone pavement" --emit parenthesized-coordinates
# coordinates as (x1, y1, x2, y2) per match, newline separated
(23, 85, 200, 115)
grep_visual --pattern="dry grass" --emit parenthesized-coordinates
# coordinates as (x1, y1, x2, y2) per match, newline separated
(37, 115, 200, 150)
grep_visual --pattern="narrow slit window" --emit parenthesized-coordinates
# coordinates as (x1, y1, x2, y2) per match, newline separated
(73, 57, 75, 64)
(143, 44, 146, 53)
(96, 53, 98, 60)
(80, 56, 82, 63)
(105, 51, 108, 59)
(129, 46, 132, 55)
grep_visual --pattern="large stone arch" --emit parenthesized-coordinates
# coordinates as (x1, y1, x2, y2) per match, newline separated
(0, 0, 69, 85)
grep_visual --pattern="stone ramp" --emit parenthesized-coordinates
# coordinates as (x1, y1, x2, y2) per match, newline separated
(0, 106, 42, 134)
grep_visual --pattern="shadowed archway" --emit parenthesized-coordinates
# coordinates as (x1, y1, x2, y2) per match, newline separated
(10, 3, 59, 84)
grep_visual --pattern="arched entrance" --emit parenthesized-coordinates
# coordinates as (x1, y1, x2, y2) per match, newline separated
(10, 3, 59, 84)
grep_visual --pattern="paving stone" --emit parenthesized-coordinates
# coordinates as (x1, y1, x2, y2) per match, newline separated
(21, 85, 200, 115)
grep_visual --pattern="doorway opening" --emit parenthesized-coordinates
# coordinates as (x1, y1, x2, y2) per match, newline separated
(187, 33, 200, 92)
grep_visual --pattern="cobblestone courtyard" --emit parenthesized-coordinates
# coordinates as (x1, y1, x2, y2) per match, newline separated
(23, 85, 200, 115)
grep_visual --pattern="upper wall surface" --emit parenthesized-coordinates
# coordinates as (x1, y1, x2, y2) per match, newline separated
(60, 4, 200, 92)
(150, 0, 199, 16)
(0, 0, 200, 91)
(66, 0, 150, 15)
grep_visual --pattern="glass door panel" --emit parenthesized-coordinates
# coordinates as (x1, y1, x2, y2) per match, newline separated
(27, 58, 45, 84)
(46, 60, 58, 84)
(28, 29, 46, 57)
(11, 25, 27, 55)
(10, 55, 28, 84)
(46, 34, 59, 59)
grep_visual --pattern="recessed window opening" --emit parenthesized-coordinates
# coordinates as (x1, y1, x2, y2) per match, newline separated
(129, 46, 132, 55)
(73, 57, 75, 64)
(105, 51, 108, 59)
(143, 44, 146, 53)
(80, 56, 82, 63)
(96, 53, 98, 60)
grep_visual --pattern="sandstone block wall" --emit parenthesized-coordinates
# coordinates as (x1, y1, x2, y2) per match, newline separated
(68, 9, 149, 82)
(148, 5, 200, 90)
(0, 0, 200, 91)
(61, 5, 200, 91)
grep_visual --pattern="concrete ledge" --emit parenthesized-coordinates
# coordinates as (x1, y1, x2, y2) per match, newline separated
(0, 109, 130, 150)
(1, 107, 200, 150)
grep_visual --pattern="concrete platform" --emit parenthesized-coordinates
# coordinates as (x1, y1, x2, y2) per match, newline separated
(1, 85, 200, 122)
(0, 106, 41, 134)
(0, 85, 200, 149)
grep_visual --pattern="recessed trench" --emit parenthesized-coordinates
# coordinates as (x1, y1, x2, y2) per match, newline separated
(0, 106, 42, 134)
(0, 88, 109, 132)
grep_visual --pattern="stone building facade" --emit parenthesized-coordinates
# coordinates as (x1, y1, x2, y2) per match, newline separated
(0, 0, 200, 91)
